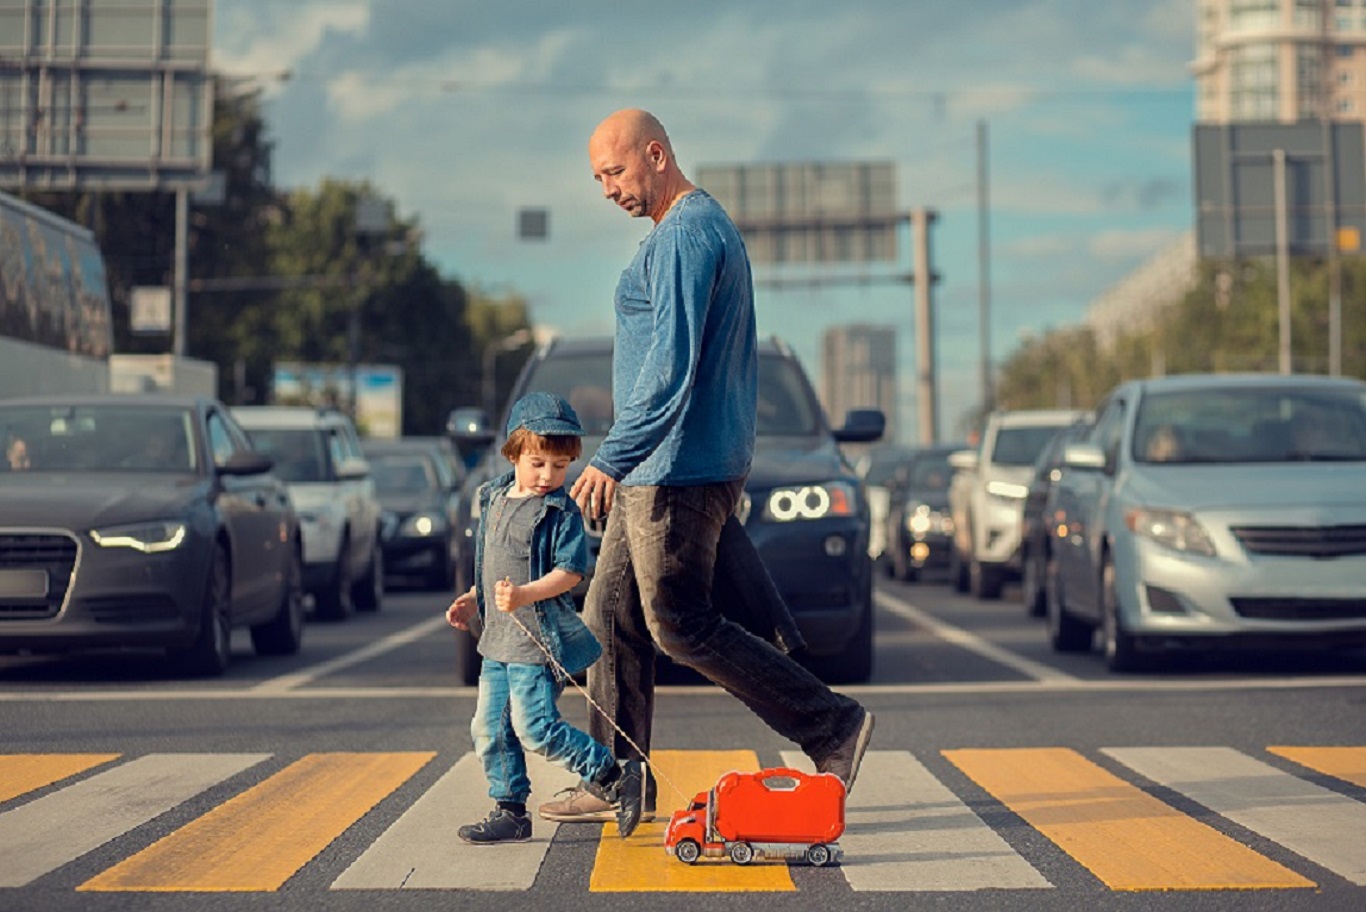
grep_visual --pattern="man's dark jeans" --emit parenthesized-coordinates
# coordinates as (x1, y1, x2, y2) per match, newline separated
(584, 480, 864, 773)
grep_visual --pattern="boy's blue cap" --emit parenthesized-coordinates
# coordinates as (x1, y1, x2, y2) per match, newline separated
(506, 392, 584, 437)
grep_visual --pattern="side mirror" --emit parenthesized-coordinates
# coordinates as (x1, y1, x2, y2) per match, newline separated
(948, 449, 979, 471)
(221, 450, 274, 476)
(336, 457, 371, 481)
(446, 407, 496, 469)
(1061, 442, 1106, 471)
(833, 408, 885, 444)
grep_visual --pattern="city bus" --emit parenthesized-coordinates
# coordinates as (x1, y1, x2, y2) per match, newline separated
(0, 189, 114, 398)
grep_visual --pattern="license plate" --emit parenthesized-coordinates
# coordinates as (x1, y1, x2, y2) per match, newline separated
(0, 569, 49, 600)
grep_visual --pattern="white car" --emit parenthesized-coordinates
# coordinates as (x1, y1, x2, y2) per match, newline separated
(233, 407, 384, 619)
(1046, 373, 1366, 671)
(948, 408, 1086, 599)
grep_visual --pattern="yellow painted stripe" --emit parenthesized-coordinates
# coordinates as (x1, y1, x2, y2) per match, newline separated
(589, 750, 795, 892)
(0, 754, 120, 804)
(78, 752, 433, 892)
(1268, 746, 1366, 789)
(945, 748, 1313, 891)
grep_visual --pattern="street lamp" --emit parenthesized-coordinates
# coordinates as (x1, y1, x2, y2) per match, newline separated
(482, 328, 533, 418)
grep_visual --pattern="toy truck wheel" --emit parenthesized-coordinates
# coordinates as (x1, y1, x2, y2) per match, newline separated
(729, 842, 754, 865)
(806, 844, 834, 867)
(675, 840, 701, 865)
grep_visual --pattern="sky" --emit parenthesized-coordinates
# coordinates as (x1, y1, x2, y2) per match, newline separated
(211, 0, 1197, 443)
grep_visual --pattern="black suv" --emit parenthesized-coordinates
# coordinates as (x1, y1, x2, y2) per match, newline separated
(446, 335, 884, 685)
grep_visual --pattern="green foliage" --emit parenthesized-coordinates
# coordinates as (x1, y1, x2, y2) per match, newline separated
(14, 81, 533, 435)
(994, 255, 1366, 413)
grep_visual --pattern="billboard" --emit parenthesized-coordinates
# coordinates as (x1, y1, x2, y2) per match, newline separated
(0, 0, 214, 190)
(1193, 122, 1366, 258)
(697, 161, 899, 264)
(272, 363, 404, 440)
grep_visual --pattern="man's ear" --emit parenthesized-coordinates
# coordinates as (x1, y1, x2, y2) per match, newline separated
(648, 140, 667, 170)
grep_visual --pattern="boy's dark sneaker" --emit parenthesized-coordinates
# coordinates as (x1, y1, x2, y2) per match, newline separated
(584, 759, 645, 838)
(458, 807, 532, 845)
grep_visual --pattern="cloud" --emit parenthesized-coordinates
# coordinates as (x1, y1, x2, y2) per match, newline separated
(213, 1, 369, 87)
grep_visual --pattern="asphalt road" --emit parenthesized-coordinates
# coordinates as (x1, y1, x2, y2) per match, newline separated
(1, 575, 1363, 912)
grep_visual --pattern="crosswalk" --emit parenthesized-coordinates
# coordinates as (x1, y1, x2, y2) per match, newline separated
(0, 745, 1362, 894)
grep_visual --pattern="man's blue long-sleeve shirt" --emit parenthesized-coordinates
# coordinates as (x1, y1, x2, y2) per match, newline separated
(590, 190, 758, 486)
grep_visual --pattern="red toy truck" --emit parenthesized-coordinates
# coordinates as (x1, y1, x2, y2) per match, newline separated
(663, 767, 845, 867)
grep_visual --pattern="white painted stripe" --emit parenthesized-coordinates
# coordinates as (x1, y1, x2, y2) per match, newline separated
(251, 614, 450, 693)
(0, 753, 270, 888)
(1104, 746, 1366, 886)
(874, 590, 1080, 683)
(781, 750, 1051, 892)
(332, 752, 579, 890)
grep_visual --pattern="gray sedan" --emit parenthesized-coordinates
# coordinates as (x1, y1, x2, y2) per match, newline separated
(1045, 373, 1366, 671)
(0, 395, 304, 675)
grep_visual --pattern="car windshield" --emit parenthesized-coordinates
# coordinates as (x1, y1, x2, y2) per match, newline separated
(372, 455, 435, 494)
(991, 426, 1064, 466)
(1133, 386, 1366, 464)
(520, 350, 821, 438)
(246, 428, 330, 482)
(0, 404, 197, 473)
(906, 451, 954, 490)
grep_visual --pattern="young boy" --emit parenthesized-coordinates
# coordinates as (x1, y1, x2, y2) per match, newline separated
(445, 392, 643, 844)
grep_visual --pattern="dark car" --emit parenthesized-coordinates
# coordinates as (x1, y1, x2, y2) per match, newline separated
(362, 437, 465, 591)
(447, 335, 884, 685)
(1018, 417, 1093, 617)
(882, 444, 961, 582)
(0, 395, 304, 675)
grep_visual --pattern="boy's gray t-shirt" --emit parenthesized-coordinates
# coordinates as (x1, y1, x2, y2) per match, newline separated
(478, 489, 548, 664)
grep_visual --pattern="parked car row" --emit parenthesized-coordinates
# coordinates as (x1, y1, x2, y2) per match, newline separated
(908, 372, 1366, 673)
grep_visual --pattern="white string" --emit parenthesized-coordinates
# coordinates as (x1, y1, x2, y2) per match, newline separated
(503, 607, 689, 805)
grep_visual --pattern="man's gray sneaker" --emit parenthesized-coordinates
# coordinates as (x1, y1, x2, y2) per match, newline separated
(458, 807, 532, 844)
(585, 759, 645, 838)
(816, 709, 875, 793)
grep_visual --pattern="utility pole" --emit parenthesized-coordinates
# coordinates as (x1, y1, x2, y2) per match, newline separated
(977, 120, 993, 415)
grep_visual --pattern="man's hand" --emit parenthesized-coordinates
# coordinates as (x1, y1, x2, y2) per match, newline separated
(572, 465, 617, 520)
(445, 587, 477, 630)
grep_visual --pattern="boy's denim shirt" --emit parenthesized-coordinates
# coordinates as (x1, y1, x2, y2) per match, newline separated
(473, 468, 599, 680)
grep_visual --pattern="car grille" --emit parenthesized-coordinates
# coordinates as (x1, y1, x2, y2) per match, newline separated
(0, 533, 78, 621)
(1230, 524, 1366, 558)
(1230, 597, 1366, 621)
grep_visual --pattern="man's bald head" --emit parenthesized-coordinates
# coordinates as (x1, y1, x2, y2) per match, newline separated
(588, 109, 694, 223)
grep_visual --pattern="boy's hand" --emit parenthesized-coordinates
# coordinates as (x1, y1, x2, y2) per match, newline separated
(445, 587, 477, 630)
(494, 576, 522, 613)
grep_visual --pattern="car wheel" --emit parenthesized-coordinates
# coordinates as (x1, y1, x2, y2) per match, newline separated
(353, 544, 383, 612)
(969, 556, 1003, 600)
(806, 844, 834, 867)
(1021, 545, 1046, 618)
(1101, 555, 1145, 672)
(1046, 554, 1092, 653)
(315, 536, 354, 620)
(171, 542, 232, 677)
(948, 540, 969, 593)
(729, 842, 754, 865)
(676, 839, 701, 865)
(251, 544, 305, 656)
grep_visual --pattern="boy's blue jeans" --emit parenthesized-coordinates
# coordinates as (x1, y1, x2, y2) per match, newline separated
(472, 658, 614, 805)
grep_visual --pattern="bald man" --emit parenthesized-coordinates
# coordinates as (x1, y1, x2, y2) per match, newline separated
(541, 109, 874, 826)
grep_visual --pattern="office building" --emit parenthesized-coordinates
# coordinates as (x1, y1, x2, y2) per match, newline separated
(1193, 0, 1366, 122)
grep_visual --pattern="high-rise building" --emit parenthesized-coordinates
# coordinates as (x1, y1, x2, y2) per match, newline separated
(1193, 0, 1366, 122)
(820, 324, 897, 443)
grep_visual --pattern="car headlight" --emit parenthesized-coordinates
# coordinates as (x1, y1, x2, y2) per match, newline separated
(400, 512, 448, 537)
(905, 503, 952, 535)
(90, 521, 187, 553)
(1125, 508, 1217, 557)
(762, 482, 857, 522)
